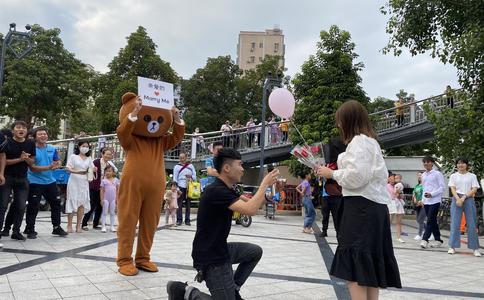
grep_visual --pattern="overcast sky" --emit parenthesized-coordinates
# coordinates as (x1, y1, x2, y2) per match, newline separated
(1, 0, 459, 100)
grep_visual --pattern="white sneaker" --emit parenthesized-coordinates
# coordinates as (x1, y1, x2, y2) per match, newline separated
(431, 241, 443, 248)
(397, 238, 406, 243)
(110, 226, 116, 232)
(101, 226, 107, 233)
(448, 248, 455, 254)
(414, 235, 422, 240)
(474, 250, 482, 257)
(0, 243, 3, 248)
(420, 240, 428, 249)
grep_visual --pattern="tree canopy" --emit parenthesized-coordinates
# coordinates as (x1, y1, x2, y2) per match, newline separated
(382, 0, 484, 176)
(0, 24, 93, 137)
(180, 55, 283, 133)
(93, 26, 177, 133)
(288, 25, 369, 176)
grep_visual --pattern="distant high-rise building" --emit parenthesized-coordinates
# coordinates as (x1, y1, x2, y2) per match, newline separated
(237, 26, 285, 72)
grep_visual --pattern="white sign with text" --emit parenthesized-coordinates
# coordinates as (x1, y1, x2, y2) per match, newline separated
(137, 76, 174, 110)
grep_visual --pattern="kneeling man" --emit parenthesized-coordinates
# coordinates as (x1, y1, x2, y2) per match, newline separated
(167, 148, 279, 300)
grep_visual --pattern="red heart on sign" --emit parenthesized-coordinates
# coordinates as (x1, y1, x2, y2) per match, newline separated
(154, 91, 160, 96)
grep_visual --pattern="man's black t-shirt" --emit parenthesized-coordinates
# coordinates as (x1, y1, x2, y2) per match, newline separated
(0, 134, 6, 153)
(4, 138, 36, 178)
(192, 177, 240, 269)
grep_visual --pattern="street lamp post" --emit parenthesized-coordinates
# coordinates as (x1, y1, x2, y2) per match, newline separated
(0, 23, 33, 96)
(258, 72, 283, 183)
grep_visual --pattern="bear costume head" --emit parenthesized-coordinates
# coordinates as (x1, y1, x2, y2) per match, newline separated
(119, 92, 174, 138)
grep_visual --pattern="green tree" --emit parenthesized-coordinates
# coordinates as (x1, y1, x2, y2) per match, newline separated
(382, 1, 484, 176)
(288, 25, 369, 176)
(180, 55, 283, 133)
(368, 96, 395, 113)
(180, 56, 240, 133)
(94, 26, 177, 133)
(0, 24, 93, 137)
(381, 0, 483, 89)
(425, 92, 483, 175)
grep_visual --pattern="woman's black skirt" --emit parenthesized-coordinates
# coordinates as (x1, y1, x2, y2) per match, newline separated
(330, 196, 402, 288)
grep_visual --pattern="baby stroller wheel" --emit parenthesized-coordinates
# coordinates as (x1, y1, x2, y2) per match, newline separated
(240, 215, 252, 227)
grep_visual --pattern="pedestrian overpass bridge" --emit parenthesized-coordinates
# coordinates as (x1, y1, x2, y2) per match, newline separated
(50, 90, 462, 170)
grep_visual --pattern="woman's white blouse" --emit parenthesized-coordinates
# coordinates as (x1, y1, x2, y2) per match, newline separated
(332, 134, 391, 205)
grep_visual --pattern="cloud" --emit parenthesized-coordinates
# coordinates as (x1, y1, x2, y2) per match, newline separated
(1, 0, 459, 100)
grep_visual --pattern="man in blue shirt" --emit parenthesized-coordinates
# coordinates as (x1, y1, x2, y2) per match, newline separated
(24, 127, 67, 238)
(205, 141, 223, 186)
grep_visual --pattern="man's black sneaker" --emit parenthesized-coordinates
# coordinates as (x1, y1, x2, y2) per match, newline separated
(319, 231, 328, 237)
(24, 229, 38, 235)
(93, 226, 101, 230)
(185, 222, 191, 226)
(11, 232, 26, 241)
(235, 290, 245, 300)
(52, 227, 68, 236)
(1, 230, 9, 237)
(166, 281, 186, 300)
(176, 222, 182, 226)
(27, 232, 37, 239)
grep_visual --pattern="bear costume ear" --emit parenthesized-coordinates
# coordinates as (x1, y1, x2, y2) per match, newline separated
(122, 92, 138, 104)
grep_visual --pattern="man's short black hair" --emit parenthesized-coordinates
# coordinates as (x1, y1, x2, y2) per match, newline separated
(455, 156, 469, 166)
(11, 120, 27, 129)
(214, 148, 241, 173)
(422, 156, 435, 163)
(33, 127, 48, 139)
(213, 141, 223, 148)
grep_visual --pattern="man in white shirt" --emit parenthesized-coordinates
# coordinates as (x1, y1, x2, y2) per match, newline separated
(420, 156, 446, 249)
(220, 121, 232, 147)
(173, 153, 197, 226)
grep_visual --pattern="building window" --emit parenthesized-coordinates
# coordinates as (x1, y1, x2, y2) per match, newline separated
(259, 57, 263, 62)
(250, 56, 255, 63)
(259, 42, 263, 48)
(274, 43, 279, 52)
(251, 42, 255, 52)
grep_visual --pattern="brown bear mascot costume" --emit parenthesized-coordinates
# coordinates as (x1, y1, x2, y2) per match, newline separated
(116, 92, 185, 276)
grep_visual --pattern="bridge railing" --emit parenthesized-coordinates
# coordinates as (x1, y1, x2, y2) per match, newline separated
(49, 121, 292, 164)
(370, 89, 464, 134)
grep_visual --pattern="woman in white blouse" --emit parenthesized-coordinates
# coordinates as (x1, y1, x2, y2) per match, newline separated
(317, 100, 401, 299)
(66, 141, 96, 233)
(447, 157, 481, 257)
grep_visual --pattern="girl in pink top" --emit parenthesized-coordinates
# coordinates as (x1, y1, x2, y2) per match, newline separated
(164, 182, 181, 227)
(100, 165, 120, 232)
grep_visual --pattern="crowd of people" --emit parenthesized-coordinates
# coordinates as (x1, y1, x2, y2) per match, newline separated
(0, 122, 122, 247)
(0, 99, 481, 300)
(192, 117, 290, 153)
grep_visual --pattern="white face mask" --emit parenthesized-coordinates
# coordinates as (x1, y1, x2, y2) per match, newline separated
(79, 146, 89, 154)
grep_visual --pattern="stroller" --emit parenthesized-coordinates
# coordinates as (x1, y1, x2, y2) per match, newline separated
(265, 187, 281, 219)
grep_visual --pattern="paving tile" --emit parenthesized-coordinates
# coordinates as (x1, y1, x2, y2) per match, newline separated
(49, 275, 91, 288)
(94, 280, 137, 293)
(13, 287, 61, 300)
(0, 292, 15, 299)
(56, 283, 102, 298)
(9, 278, 54, 291)
(104, 289, 150, 300)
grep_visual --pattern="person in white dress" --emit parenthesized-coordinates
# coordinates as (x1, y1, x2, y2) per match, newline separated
(66, 141, 96, 233)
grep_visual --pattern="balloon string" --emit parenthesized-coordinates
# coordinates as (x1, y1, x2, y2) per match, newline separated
(290, 120, 310, 147)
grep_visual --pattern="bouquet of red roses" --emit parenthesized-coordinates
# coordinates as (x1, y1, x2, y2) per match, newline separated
(290, 143, 325, 169)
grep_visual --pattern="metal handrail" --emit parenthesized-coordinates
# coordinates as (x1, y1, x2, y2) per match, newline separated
(49, 121, 292, 164)
(370, 89, 464, 134)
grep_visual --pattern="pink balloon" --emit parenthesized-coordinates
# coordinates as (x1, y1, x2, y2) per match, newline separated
(268, 88, 295, 119)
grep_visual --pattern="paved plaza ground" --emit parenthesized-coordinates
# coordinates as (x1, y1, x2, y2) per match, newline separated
(0, 211, 483, 300)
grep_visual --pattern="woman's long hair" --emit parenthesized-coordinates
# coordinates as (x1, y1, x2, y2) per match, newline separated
(335, 100, 376, 144)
